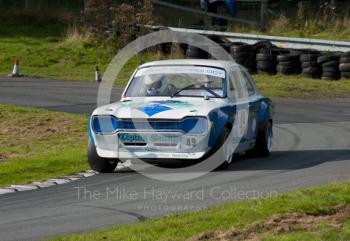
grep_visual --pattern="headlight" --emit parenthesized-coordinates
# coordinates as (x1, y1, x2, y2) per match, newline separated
(92, 116, 119, 134)
(182, 117, 207, 134)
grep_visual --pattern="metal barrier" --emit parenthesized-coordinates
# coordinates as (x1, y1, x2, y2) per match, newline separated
(151, 26, 350, 52)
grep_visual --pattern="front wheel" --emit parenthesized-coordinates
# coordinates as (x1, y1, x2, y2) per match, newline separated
(252, 121, 273, 157)
(87, 139, 118, 173)
(218, 127, 233, 170)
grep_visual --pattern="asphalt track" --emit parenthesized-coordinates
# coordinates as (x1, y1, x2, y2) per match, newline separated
(0, 77, 350, 241)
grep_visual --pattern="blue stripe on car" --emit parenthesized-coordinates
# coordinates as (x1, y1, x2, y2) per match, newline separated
(207, 106, 235, 147)
(258, 99, 271, 121)
(88, 117, 95, 145)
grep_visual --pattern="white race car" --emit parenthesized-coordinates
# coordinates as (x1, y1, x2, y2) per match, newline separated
(88, 59, 274, 172)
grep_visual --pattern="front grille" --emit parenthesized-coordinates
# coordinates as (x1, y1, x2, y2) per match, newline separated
(118, 120, 182, 131)
(116, 117, 207, 134)
(92, 116, 208, 134)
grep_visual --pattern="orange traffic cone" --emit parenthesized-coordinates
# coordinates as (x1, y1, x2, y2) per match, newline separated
(11, 59, 22, 77)
(95, 65, 101, 83)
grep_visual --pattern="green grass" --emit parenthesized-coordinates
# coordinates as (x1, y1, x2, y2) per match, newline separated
(263, 220, 350, 241)
(0, 25, 162, 82)
(0, 25, 113, 81)
(0, 104, 89, 187)
(48, 181, 350, 241)
(254, 74, 350, 98)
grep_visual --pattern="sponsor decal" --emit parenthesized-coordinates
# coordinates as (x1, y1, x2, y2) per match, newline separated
(122, 100, 194, 117)
(135, 66, 226, 79)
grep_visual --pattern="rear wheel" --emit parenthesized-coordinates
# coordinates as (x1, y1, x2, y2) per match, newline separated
(253, 121, 273, 157)
(88, 139, 118, 173)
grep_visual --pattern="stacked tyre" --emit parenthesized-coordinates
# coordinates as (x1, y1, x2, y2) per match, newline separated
(276, 54, 301, 75)
(256, 48, 280, 74)
(230, 43, 256, 72)
(300, 52, 321, 78)
(208, 43, 232, 60)
(339, 52, 350, 79)
(186, 45, 209, 59)
(317, 54, 340, 80)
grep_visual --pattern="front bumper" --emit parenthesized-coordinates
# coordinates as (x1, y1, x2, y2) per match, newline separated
(94, 131, 210, 160)
(96, 148, 206, 160)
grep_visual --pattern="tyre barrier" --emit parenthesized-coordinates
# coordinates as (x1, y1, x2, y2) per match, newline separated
(276, 54, 301, 75)
(230, 42, 256, 72)
(176, 37, 350, 80)
(186, 45, 209, 59)
(300, 52, 321, 79)
(340, 52, 350, 79)
(317, 54, 340, 80)
(255, 48, 279, 74)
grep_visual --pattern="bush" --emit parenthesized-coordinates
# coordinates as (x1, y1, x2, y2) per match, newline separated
(82, 0, 113, 42)
(112, 0, 155, 49)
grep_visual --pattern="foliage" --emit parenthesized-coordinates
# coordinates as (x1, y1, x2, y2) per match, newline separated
(111, 0, 155, 49)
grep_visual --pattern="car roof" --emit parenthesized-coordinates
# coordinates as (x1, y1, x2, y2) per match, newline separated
(139, 59, 241, 70)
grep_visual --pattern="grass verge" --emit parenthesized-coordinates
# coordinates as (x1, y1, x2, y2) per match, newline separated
(0, 25, 162, 82)
(254, 74, 350, 99)
(47, 181, 350, 241)
(0, 104, 88, 187)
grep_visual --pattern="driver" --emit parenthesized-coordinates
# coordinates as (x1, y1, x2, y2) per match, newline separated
(143, 74, 172, 96)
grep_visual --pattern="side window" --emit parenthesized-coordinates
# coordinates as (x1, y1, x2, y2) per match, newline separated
(241, 71, 256, 96)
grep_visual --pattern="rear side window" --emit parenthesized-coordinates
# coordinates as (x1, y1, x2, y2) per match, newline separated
(241, 71, 256, 96)
(227, 69, 256, 98)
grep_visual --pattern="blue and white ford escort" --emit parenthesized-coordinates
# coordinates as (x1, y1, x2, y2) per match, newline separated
(88, 59, 274, 172)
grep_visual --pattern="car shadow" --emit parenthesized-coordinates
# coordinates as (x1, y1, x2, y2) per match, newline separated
(222, 149, 350, 172)
(115, 149, 350, 174)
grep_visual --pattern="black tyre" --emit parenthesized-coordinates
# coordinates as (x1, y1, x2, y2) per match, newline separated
(219, 42, 233, 52)
(291, 49, 319, 55)
(277, 65, 297, 74)
(317, 55, 339, 64)
(230, 44, 252, 53)
(277, 54, 299, 62)
(322, 61, 339, 67)
(341, 72, 350, 78)
(217, 127, 232, 170)
(252, 121, 273, 157)
(88, 139, 118, 173)
(322, 71, 340, 78)
(252, 40, 274, 50)
(277, 61, 297, 67)
(207, 35, 226, 44)
(259, 48, 283, 55)
(232, 57, 246, 63)
(339, 63, 350, 72)
(323, 66, 339, 72)
(257, 61, 276, 70)
(300, 54, 319, 62)
(301, 61, 319, 68)
(186, 46, 209, 59)
(256, 53, 276, 61)
(231, 51, 253, 58)
(159, 43, 172, 55)
(302, 67, 321, 74)
(341, 52, 350, 58)
(340, 57, 350, 64)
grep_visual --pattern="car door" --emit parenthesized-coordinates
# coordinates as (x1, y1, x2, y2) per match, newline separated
(240, 69, 260, 146)
(227, 67, 253, 153)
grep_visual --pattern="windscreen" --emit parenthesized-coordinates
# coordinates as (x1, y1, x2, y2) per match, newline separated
(124, 66, 226, 98)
